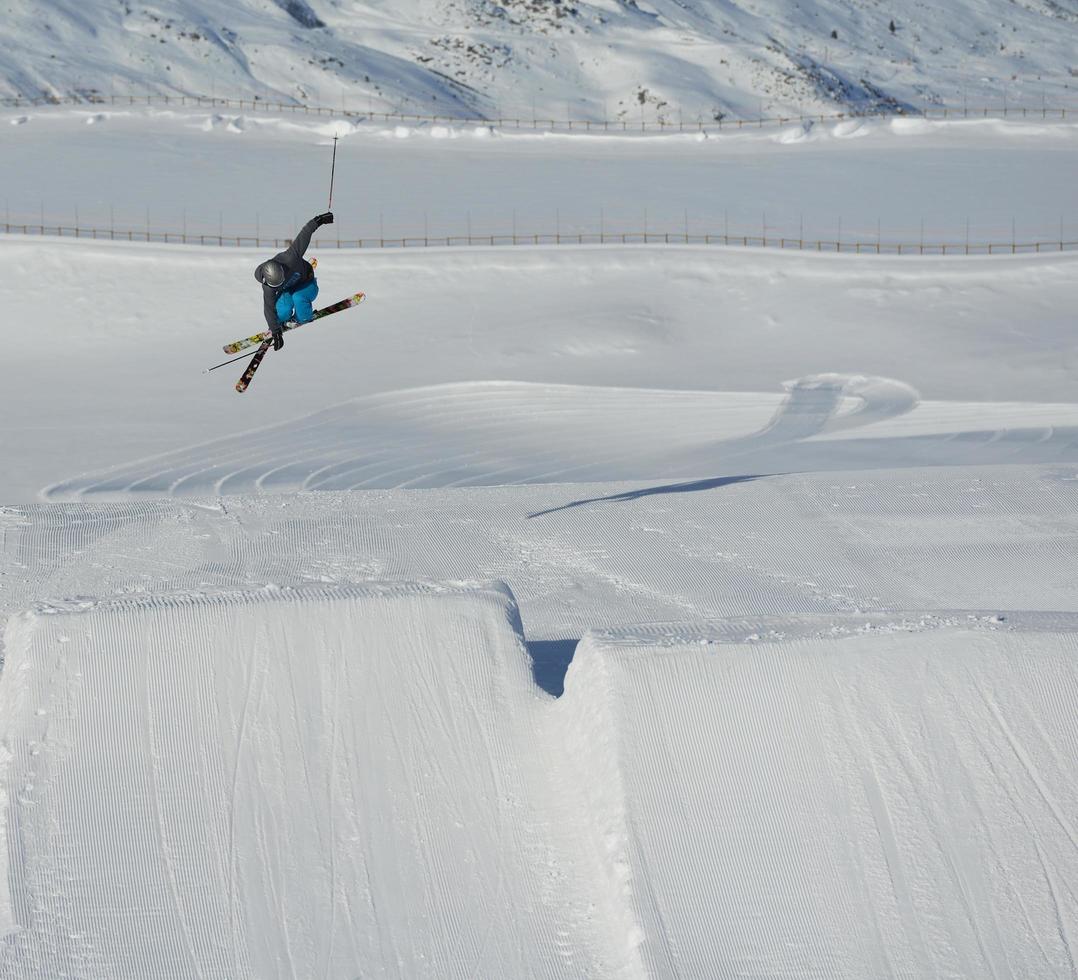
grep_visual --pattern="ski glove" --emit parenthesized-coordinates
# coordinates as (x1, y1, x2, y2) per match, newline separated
(271, 324, 285, 351)
(315, 211, 334, 226)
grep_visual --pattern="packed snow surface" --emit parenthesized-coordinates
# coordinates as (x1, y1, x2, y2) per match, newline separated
(3, 563, 1078, 975)
(4, 88, 1078, 978)
(5, 491, 1078, 976)
(1, 583, 628, 977)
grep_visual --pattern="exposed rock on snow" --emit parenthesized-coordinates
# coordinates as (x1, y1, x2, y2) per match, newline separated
(2, 0, 1076, 118)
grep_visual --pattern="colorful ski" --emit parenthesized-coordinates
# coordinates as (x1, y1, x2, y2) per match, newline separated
(235, 340, 272, 393)
(223, 292, 365, 354)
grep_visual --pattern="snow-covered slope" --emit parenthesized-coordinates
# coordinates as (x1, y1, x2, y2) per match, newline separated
(6, 61, 1078, 978)
(5, 0, 1077, 118)
(0, 582, 635, 977)
(2, 107, 1077, 505)
(5, 500, 1078, 976)
(41, 377, 1078, 499)
(567, 617, 1078, 978)
(5, 229, 1075, 502)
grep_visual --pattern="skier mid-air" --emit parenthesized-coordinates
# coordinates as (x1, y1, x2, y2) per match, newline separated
(213, 140, 362, 392)
(253, 211, 334, 350)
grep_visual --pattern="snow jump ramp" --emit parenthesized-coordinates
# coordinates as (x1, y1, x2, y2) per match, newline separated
(563, 614, 1078, 979)
(3, 587, 1078, 978)
(0, 581, 626, 979)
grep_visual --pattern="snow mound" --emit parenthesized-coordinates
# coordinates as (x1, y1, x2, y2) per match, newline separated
(0, 580, 623, 977)
(565, 613, 1078, 977)
(41, 382, 785, 499)
(43, 374, 1078, 501)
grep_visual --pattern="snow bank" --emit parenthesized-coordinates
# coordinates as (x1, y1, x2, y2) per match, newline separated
(565, 615, 1078, 977)
(42, 382, 782, 499)
(40, 372, 1078, 502)
(0, 581, 614, 978)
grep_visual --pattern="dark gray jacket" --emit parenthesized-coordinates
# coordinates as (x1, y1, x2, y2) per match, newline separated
(258, 218, 320, 329)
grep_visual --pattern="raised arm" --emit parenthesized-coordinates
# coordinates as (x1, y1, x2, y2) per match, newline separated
(283, 217, 321, 263)
(283, 212, 334, 262)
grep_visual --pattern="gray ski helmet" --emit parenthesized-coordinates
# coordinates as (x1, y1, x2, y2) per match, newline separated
(257, 260, 285, 288)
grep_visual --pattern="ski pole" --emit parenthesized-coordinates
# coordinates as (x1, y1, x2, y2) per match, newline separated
(328, 135, 338, 211)
(204, 349, 261, 373)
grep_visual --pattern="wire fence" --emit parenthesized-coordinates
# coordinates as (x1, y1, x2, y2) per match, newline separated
(923, 105, 1074, 120)
(3, 222, 1076, 256)
(0, 92, 1073, 133)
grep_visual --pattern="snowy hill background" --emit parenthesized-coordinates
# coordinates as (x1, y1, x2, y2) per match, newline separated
(4, 0, 1077, 119)
(7, 0, 1078, 972)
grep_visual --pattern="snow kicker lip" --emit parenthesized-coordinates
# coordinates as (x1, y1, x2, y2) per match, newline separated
(564, 613, 1078, 979)
(580, 608, 1078, 649)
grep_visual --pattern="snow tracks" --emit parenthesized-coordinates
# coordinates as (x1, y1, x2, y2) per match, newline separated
(0, 583, 632, 978)
(3, 587, 1078, 976)
(568, 615, 1078, 979)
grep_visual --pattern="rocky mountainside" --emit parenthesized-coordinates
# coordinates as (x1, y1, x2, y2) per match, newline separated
(3, 0, 1077, 119)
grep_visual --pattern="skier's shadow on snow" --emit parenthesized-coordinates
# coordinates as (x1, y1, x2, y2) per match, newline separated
(526, 473, 771, 519)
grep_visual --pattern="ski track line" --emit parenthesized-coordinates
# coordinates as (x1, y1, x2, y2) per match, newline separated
(1032, 837, 1078, 979)
(322, 645, 342, 980)
(227, 622, 263, 968)
(830, 668, 932, 980)
(927, 661, 1015, 980)
(974, 674, 1078, 858)
(972, 715, 1072, 975)
(145, 637, 209, 980)
(574, 625, 1078, 977)
(1, 586, 628, 976)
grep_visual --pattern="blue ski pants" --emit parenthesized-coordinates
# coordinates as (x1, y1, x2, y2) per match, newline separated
(275, 278, 319, 325)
